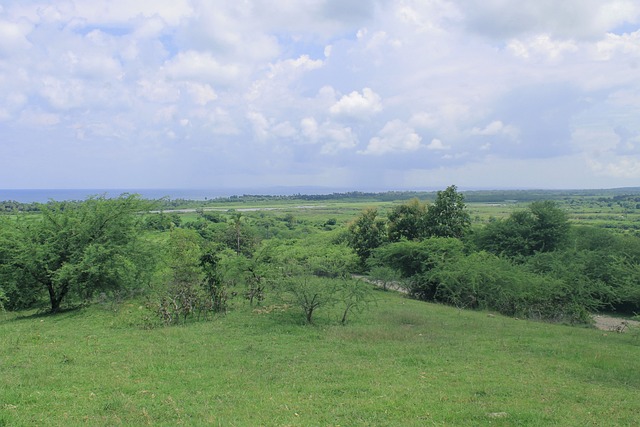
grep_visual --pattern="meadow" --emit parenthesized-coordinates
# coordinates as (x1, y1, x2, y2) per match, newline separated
(2, 289, 640, 426)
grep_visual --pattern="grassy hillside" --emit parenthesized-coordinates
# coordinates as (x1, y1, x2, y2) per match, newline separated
(2, 289, 639, 426)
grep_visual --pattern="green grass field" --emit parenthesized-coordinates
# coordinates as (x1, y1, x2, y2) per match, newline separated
(2, 288, 639, 426)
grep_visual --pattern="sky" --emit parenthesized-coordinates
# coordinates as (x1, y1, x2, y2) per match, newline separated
(1, 0, 640, 191)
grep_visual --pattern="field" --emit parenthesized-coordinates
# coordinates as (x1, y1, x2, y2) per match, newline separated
(2, 188, 640, 426)
(2, 289, 640, 426)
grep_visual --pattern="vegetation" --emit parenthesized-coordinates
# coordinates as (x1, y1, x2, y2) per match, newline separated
(0, 195, 154, 313)
(1, 186, 640, 424)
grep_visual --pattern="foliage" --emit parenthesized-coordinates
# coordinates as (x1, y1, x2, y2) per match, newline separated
(222, 213, 260, 256)
(372, 238, 465, 278)
(277, 275, 338, 324)
(430, 251, 596, 323)
(366, 265, 400, 291)
(144, 212, 182, 231)
(477, 200, 569, 258)
(0, 195, 155, 313)
(150, 229, 213, 325)
(338, 278, 375, 324)
(423, 185, 471, 238)
(346, 207, 387, 266)
(387, 198, 428, 241)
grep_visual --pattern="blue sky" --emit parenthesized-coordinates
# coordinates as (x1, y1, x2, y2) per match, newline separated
(1, 0, 639, 190)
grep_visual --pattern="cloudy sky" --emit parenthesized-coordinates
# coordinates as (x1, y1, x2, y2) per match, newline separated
(1, 0, 640, 190)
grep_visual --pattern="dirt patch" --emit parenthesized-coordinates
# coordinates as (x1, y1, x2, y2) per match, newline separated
(592, 315, 640, 332)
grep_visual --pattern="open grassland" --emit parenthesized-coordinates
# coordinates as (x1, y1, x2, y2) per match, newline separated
(2, 289, 640, 426)
(163, 192, 639, 234)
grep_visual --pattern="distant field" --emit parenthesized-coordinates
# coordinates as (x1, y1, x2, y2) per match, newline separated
(163, 194, 639, 234)
(1, 289, 639, 426)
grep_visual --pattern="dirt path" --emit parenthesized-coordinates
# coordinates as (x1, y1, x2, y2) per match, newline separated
(592, 315, 640, 332)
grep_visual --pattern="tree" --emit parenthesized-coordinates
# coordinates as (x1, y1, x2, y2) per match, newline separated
(477, 200, 569, 258)
(387, 198, 428, 241)
(372, 237, 465, 300)
(528, 200, 570, 253)
(0, 195, 154, 313)
(346, 207, 387, 266)
(423, 185, 471, 238)
(221, 213, 259, 256)
(279, 275, 337, 324)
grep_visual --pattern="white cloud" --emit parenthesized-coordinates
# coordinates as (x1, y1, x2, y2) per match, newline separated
(471, 120, 519, 138)
(587, 156, 640, 179)
(329, 88, 382, 119)
(269, 55, 323, 75)
(427, 139, 450, 150)
(300, 117, 357, 154)
(507, 35, 578, 60)
(1, 0, 640, 189)
(137, 78, 180, 104)
(184, 82, 217, 106)
(410, 112, 439, 129)
(360, 120, 422, 155)
(595, 30, 640, 60)
(163, 50, 240, 85)
(19, 109, 60, 126)
(0, 19, 32, 52)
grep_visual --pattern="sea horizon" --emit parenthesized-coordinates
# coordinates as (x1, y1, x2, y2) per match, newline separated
(0, 187, 402, 203)
(2, 185, 638, 204)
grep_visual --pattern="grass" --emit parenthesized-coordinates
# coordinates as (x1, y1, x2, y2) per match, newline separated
(2, 289, 640, 426)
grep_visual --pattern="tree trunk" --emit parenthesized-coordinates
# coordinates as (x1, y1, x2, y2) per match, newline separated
(47, 282, 69, 313)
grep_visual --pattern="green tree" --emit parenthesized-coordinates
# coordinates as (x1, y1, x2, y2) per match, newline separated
(424, 185, 471, 238)
(372, 237, 465, 300)
(154, 228, 209, 324)
(0, 195, 154, 313)
(477, 200, 570, 258)
(387, 198, 428, 241)
(279, 275, 337, 324)
(221, 213, 259, 256)
(346, 207, 387, 266)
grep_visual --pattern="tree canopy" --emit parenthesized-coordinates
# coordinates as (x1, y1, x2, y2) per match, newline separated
(0, 194, 154, 312)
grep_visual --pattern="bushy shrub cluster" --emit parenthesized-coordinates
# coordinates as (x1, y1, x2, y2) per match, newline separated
(355, 197, 640, 323)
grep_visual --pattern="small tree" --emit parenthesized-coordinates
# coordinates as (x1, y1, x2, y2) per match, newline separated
(477, 200, 570, 258)
(151, 229, 209, 324)
(279, 275, 337, 324)
(0, 195, 154, 313)
(387, 198, 428, 242)
(424, 185, 471, 238)
(346, 207, 387, 266)
(338, 278, 374, 324)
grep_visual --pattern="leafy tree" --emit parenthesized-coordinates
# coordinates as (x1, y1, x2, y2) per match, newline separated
(528, 200, 570, 252)
(338, 278, 375, 324)
(346, 207, 387, 266)
(144, 212, 181, 231)
(221, 213, 259, 256)
(477, 200, 569, 258)
(153, 228, 210, 324)
(387, 198, 428, 241)
(423, 185, 471, 238)
(373, 238, 465, 300)
(278, 275, 337, 324)
(0, 195, 154, 313)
